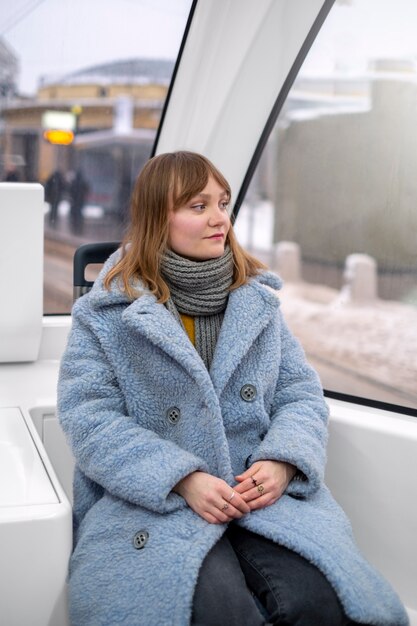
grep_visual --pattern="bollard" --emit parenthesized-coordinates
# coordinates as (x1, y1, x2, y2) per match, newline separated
(275, 241, 301, 282)
(340, 253, 378, 303)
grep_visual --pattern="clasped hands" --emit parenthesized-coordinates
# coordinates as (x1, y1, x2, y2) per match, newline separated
(174, 460, 297, 525)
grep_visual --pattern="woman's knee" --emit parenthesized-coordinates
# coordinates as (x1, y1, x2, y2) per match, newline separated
(272, 575, 346, 626)
(226, 528, 347, 626)
(265, 554, 348, 626)
(192, 534, 265, 626)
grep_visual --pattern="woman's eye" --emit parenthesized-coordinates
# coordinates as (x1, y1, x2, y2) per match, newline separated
(220, 201, 229, 210)
(191, 204, 205, 211)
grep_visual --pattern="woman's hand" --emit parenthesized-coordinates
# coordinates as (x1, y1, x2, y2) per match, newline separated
(173, 471, 251, 524)
(234, 460, 297, 511)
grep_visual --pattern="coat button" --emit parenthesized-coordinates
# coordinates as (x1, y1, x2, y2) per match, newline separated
(240, 384, 257, 402)
(133, 530, 149, 550)
(245, 454, 253, 469)
(166, 406, 181, 424)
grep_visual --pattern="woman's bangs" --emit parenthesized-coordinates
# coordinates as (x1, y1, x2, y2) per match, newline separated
(172, 163, 209, 210)
(172, 163, 231, 210)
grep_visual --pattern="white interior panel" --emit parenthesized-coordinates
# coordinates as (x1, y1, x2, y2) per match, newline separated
(0, 183, 44, 362)
(326, 400, 417, 615)
(156, 0, 326, 203)
(42, 413, 75, 503)
(0, 407, 57, 506)
(0, 405, 71, 626)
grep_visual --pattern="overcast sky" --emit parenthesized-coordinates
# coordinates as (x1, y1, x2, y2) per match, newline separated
(303, 0, 417, 76)
(1, 0, 192, 94)
(2, 0, 417, 95)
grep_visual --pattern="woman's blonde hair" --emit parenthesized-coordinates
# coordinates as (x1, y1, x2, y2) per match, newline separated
(104, 151, 266, 301)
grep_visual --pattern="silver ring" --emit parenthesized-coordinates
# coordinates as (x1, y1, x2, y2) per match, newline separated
(221, 503, 229, 511)
(228, 491, 235, 501)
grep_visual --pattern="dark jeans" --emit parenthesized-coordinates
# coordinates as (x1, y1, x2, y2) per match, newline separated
(192, 525, 361, 626)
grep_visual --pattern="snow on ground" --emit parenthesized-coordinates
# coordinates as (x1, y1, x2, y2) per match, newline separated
(234, 199, 417, 406)
(279, 281, 417, 402)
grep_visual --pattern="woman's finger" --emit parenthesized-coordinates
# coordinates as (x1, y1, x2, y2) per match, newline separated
(235, 467, 264, 492)
(216, 499, 246, 519)
(204, 512, 222, 524)
(233, 461, 293, 509)
(220, 489, 250, 514)
(243, 480, 284, 504)
(234, 475, 263, 495)
(208, 505, 231, 524)
(248, 493, 277, 511)
(234, 467, 254, 482)
(235, 461, 263, 482)
(242, 484, 266, 502)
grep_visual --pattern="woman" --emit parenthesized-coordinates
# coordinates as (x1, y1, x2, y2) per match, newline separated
(58, 151, 408, 626)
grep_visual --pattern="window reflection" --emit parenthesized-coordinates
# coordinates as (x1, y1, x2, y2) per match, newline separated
(0, 0, 192, 313)
(235, 0, 417, 410)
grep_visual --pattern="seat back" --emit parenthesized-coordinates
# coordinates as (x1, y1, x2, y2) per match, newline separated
(73, 241, 120, 301)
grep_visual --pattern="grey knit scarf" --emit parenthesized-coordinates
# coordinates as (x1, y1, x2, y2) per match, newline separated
(161, 247, 234, 369)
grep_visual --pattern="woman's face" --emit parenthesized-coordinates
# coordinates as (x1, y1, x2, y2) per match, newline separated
(167, 176, 231, 261)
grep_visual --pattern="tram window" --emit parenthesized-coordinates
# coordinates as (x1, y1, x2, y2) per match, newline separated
(234, 0, 417, 411)
(0, 0, 192, 313)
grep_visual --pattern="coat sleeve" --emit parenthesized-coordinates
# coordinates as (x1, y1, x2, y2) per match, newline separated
(57, 302, 209, 514)
(249, 312, 329, 497)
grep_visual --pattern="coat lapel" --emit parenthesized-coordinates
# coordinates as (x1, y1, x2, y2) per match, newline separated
(88, 252, 211, 391)
(121, 293, 214, 392)
(210, 278, 281, 397)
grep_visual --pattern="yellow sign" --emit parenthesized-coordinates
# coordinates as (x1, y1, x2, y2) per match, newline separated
(43, 129, 74, 145)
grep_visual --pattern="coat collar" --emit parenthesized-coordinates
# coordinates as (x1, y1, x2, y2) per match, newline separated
(86, 252, 282, 397)
(123, 293, 213, 392)
(210, 274, 281, 396)
(87, 251, 210, 387)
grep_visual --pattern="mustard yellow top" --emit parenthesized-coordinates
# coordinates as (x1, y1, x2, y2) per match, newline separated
(180, 314, 195, 346)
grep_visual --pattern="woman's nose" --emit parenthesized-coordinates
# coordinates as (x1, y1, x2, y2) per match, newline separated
(208, 205, 228, 226)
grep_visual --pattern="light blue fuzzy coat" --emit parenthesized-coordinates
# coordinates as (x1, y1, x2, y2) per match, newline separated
(58, 253, 408, 626)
